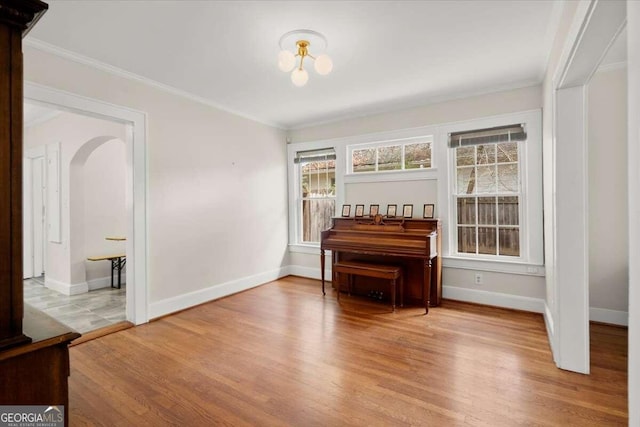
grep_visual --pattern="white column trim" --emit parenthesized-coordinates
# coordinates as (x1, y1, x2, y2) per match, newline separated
(626, 1, 639, 424)
(554, 85, 590, 373)
(548, 0, 627, 375)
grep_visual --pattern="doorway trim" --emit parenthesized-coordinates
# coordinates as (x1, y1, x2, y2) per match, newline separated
(24, 82, 149, 325)
(550, 0, 626, 373)
(23, 146, 46, 279)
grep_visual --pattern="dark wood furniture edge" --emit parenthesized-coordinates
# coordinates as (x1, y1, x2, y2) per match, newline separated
(0, 0, 47, 350)
(0, 333, 31, 350)
(0, 0, 48, 34)
(0, 310, 80, 362)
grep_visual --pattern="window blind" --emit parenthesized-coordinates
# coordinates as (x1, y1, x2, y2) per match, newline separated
(294, 148, 336, 163)
(448, 124, 526, 148)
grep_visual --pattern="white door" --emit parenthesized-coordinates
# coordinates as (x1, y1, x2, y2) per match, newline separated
(32, 157, 46, 277)
(23, 148, 46, 279)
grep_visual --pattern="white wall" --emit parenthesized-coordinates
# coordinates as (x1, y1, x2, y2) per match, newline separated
(24, 112, 127, 292)
(24, 46, 289, 315)
(84, 140, 127, 283)
(627, 1, 639, 423)
(287, 85, 546, 308)
(345, 180, 437, 217)
(588, 67, 628, 320)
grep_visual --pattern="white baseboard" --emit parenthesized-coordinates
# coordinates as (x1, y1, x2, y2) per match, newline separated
(146, 264, 629, 328)
(590, 307, 628, 326)
(148, 266, 290, 320)
(43, 276, 123, 294)
(87, 275, 125, 291)
(544, 303, 555, 338)
(289, 268, 546, 313)
(45, 276, 88, 295)
(287, 265, 332, 281)
(442, 285, 546, 313)
(544, 303, 558, 364)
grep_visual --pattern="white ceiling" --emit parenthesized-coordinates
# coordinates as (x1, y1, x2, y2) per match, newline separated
(26, 1, 563, 129)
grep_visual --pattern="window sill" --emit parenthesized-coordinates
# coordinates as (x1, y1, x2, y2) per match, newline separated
(344, 168, 438, 184)
(442, 256, 545, 276)
(288, 244, 327, 255)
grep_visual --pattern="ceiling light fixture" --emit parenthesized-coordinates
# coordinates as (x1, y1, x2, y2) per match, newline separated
(278, 29, 333, 87)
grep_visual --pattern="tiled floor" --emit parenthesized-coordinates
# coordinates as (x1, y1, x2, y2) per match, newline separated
(24, 276, 126, 333)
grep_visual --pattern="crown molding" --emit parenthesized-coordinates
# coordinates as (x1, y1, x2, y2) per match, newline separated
(538, 0, 566, 82)
(286, 79, 542, 131)
(23, 38, 286, 130)
(24, 38, 544, 133)
(596, 61, 627, 73)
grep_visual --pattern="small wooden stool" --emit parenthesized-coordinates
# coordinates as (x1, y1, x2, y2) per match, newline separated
(332, 261, 402, 311)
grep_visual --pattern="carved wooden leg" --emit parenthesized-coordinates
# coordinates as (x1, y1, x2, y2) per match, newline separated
(332, 252, 337, 286)
(430, 256, 438, 307)
(391, 278, 396, 312)
(424, 259, 431, 314)
(399, 273, 404, 308)
(320, 250, 325, 295)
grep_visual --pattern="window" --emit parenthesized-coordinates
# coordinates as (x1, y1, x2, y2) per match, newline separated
(350, 137, 432, 173)
(451, 124, 525, 258)
(296, 148, 336, 243)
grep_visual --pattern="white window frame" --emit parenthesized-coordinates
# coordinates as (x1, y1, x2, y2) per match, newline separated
(347, 135, 434, 174)
(286, 111, 543, 277)
(297, 149, 336, 244)
(437, 110, 543, 273)
(287, 126, 437, 253)
(287, 141, 344, 254)
(452, 132, 522, 259)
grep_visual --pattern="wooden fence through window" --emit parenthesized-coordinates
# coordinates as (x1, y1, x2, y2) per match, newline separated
(457, 197, 519, 256)
(302, 199, 335, 243)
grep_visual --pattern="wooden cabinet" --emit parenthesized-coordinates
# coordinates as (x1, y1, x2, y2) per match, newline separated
(0, 0, 48, 349)
(0, 2, 79, 425)
(0, 306, 80, 425)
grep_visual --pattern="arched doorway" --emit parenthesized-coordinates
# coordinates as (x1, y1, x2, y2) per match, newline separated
(24, 83, 148, 325)
(70, 136, 126, 293)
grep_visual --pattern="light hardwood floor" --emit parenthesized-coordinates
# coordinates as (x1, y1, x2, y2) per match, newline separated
(68, 276, 627, 426)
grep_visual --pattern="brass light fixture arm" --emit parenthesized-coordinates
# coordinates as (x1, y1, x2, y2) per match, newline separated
(296, 40, 309, 70)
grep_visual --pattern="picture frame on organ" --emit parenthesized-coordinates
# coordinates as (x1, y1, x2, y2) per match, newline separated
(355, 204, 365, 217)
(369, 204, 379, 217)
(423, 204, 435, 219)
(341, 204, 351, 217)
(386, 204, 397, 217)
(403, 204, 413, 218)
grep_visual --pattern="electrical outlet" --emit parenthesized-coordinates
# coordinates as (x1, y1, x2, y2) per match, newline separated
(474, 273, 483, 285)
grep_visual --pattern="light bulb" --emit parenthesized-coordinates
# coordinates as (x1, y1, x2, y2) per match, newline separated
(291, 68, 309, 87)
(278, 50, 296, 72)
(314, 54, 333, 75)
